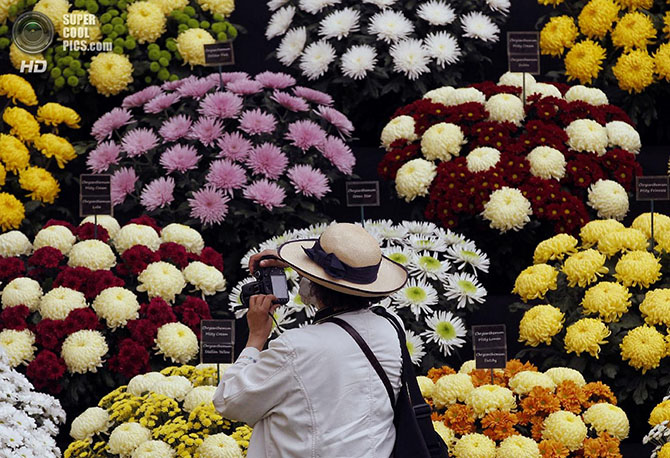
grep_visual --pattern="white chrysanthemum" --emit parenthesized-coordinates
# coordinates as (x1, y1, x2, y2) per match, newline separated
(2, 277, 42, 311)
(445, 241, 490, 273)
(271, 305, 296, 335)
(318, 7, 359, 39)
(587, 179, 629, 220)
(127, 372, 166, 396)
(298, 0, 340, 14)
(405, 329, 427, 366)
(184, 385, 217, 412)
(33, 225, 76, 254)
(423, 86, 455, 105)
(529, 82, 563, 99)
(340, 44, 377, 79)
(499, 72, 536, 88)
(417, 375, 434, 398)
(299, 40, 336, 80)
(155, 322, 198, 364)
(70, 407, 110, 440)
(108, 422, 152, 456)
(391, 278, 438, 318)
(68, 239, 117, 270)
(566, 119, 608, 156)
(583, 403, 630, 440)
(445, 87, 487, 106)
(0, 231, 32, 257)
(564, 85, 608, 106)
(153, 375, 193, 401)
(381, 115, 417, 148)
(161, 223, 205, 254)
(395, 159, 437, 203)
(81, 215, 121, 239)
(368, 9, 414, 43)
(402, 221, 439, 236)
(422, 311, 467, 356)
(497, 435, 540, 458)
(277, 27, 306, 66)
(390, 39, 430, 80)
(527, 146, 566, 180)
(228, 278, 254, 318)
(137, 261, 186, 302)
(432, 373, 474, 408)
(362, 0, 396, 6)
(544, 367, 586, 387)
(61, 330, 108, 374)
(606, 121, 641, 154)
(183, 261, 226, 296)
(481, 187, 532, 232)
(486, 0, 510, 13)
(443, 272, 486, 309)
(382, 246, 413, 266)
(132, 440, 175, 458)
(417, 0, 455, 26)
(92, 287, 140, 329)
(287, 286, 317, 317)
(461, 11, 500, 42)
(407, 233, 448, 252)
(466, 384, 516, 417)
(0, 329, 36, 367)
(466, 147, 500, 172)
(114, 224, 161, 253)
(509, 370, 556, 395)
(485, 93, 524, 125)
(408, 251, 450, 281)
(460, 359, 476, 374)
(40, 287, 87, 320)
(423, 32, 461, 66)
(421, 122, 465, 161)
(266, 5, 295, 39)
(268, 0, 289, 10)
(198, 433, 243, 458)
(542, 411, 587, 452)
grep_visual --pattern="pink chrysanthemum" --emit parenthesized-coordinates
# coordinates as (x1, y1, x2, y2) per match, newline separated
(91, 108, 133, 141)
(122, 86, 163, 108)
(246, 143, 288, 179)
(209, 72, 250, 86)
(206, 159, 247, 192)
(315, 106, 354, 137)
(287, 165, 331, 198)
(177, 76, 218, 99)
(144, 93, 181, 114)
(285, 120, 327, 150)
(188, 186, 230, 225)
(87, 141, 121, 173)
(199, 92, 243, 119)
(159, 114, 193, 142)
(121, 128, 160, 158)
(189, 117, 224, 146)
(243, 179, 286, 210)
(111, 167, 137, 205)
(217, 132, 252, 161)
(162, 79, 186, 91)
(239, 109, 277, 135)
(319, 136, 356, 175)
(140, 177, 175, 211)
(226, 79, 263, 95)
(255, 71, 296, 89)
(293, 86, 333, 105)
(159, 144, 201, 173)
(271, 91, 310, 112)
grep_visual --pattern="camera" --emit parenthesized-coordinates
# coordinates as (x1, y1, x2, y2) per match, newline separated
(240, 256, 290, 308)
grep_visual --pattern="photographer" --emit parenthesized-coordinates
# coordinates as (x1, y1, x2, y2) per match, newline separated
(213, 223, 409, 458)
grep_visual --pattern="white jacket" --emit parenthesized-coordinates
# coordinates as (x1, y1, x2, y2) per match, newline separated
(213, 308, 403, 458)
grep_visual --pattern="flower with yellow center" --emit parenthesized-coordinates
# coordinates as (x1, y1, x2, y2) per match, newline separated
(1, 277, 42, 311)
(640, 289, 670, 327)
(519, 305, 564, 347)
(183, 261, 226, 296)
(615, 250, 661, 288)
(632, 212, 670, 240)
(18, 166, 60, 204)
(540, 15, 578, 56)
(509, 371, 556, 395)
(655, 43, 670, 82)
(69, 239, 117, 270)
(577, 0, 619, 39)
(198, 432, 243, 458)
(527, 146, 566, 180)
(137, 261, 186, 302)
(36, 102, 81, 128)
(649, 400, 670, 426)
(432, 373, 475, 408)
(113, 223, 161, 253)
(620, 325, 666, 373)
(613, 50, 655, 93)
(33, 224, 76, 254)
(196, 0, 234, 16)
(416, 376, 435, 398)
(155, 322, 198, 364)
(564, 318, 610, 358)
(579, 219, 625, 248)
(92, 287, 140, 329)
(61, 330, 108, 373)
(0, 74, 37, 106)
(108, 422, 152, 455)
(566, 119, 608, 156)
(564, 40, 605, 84)
(0, 329, 36, 367)
(381, 115, 418, 148)
(465, 147, 500, 173)
(0, 162, 5, 186)
(3, 106, 40, 143)
(161, 223, 204, 254)
(89, 52, 134, 96)
(617, 0, 652, 8)
(485, 93, 524, 125)
(33, 133, 76, 168)
(562, 249, 608, 288)
(33, 0, 70, 34)
(513, 264, 558, 302)
(597, 227, 647, 256)
(8, 44, 45, 73)
(0, 193, 25, 231)
(453, 433, 496, 458)
(395, 158, 437, 202)
(465, 384, 516, 417)
(497, 435, 540, 458)
(542, 411, 588, 451)
(611, 12, 656, 51)
(544, 367, 586, 386)
(0, 134, 30, 172)
(533, 234, 578, 264)
(70, 407, 110, 440)
(176, 28, 216, 67)
(583, 403, 629, 440)
(432, 421, 456, 449)
(481, 187, 532, 233)
(127, 1, 166, 44)
(421, 122, 465, 161)
(148, 0, 188, 13)
(581, 282, 631, 323)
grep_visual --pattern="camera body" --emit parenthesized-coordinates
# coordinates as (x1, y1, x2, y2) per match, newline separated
(240, 262, 290, 308)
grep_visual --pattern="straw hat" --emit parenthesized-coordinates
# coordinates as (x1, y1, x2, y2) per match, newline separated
(278, 222, 408, 297)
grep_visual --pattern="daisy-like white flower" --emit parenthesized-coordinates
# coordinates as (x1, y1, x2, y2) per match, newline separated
(443, 272, 486, 309)
(268, 0, 289, 11)
(405, 329, 426, 365)
(407, 234, 448, 253)
(444, 241, 490, 273)
(277, 27, 307, 66)
(362, 0, 397, 7)
(485, 0, 510, 14)
(408, 251, 451, 281)
(372, 220, 407, 242)
(340, 44, 377, 80)
(390, 39, 430, 80)
(424, 32, 461, 66)
(229, 278, 254, 318)
(422, 311, 467, 356)
(391, 279, 438, 318)
(298, 0, 341, 14)
(461, 12, 500, 43)
(271, 306, 296, 335)
(318, 7, 359, 39)
(266, 5, 296, 39)
(368, 10, 414, 44)
(382, 246, 414, 266)
(287, 286, 317, 318)
(401, 221, 438, 236)
(417, 0, 456, 26)
(299, 40, 336, 80)
(284, 266, 299, 284)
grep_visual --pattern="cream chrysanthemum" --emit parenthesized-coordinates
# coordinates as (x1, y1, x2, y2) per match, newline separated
(89, 52, 133, 97)
(444, 87, 486, 106)
(512, 264, 558, 302)
(132, 440, 175, 458)
(137, 261, 186, 302)
(519, 305, 564, 346)
(597, 227, 647, 257)
(0, 329, 36, 367)
(432, 421, 456, 449)
(177, 28, 216, 67)
(620, 325, 666, 373)
(114, 223, 161, 253)
(33, 225, 76, 254)
(108, 422, 152, 456)
(161, 223, 205, 254)
(453, 433, 496, 458)
(70, 407, 110, 440)
(465, 384, 516, 417)
(496, 435, 540, 458)
(395, 158, 437, 202)
(566, 119, 608, 155)
(459, 360, 476, 374)
(542, 411, 587, 451)
(587, 179, 629, 220)
(564, 85, 608, 106)
(40, 287, 87, 320)
(0, 231, 32, 257)
(184, 385, 217, 412)
(92, 287, 140, 329)
(153, 375, 193, 401)
(561, 249, 608, 288)
(606, 121, 640, 154)
(529, 83, 562, 99)
(509, 371, 556, 395)
(485, 93, 524, 125)
(381, 115, 418, 148)
(581, 282, 631, 322)
(198, 433, 243, 458)
(68, 239, 117, 270)
(564, 318, 610, 358)
(148, 0, 188, 13)
(421, 123, 465, 161)
(126, 1, 166, 44)
(632, 213, 670, 240)
(527, 146, 566, 180)
(466, 147, 500, 172)
(196, 0, 234, 16)
(1, 277, 42, 311)
(544, 367, 586, 387)
(127, 372, 166, 396)
(481, 187, 532, 233)
(155, 322, 198, 364)
(640, 289, 670, 327)
(183, 261, 226, 296)
(499, 72, 537, 87)
(432, 373, 475, 408)
(614, 250, 662, 288)
(61, 330, 108, 374)
(81, 215, 121, 239)
(417, 376, 435, 398)
(33, 0, 69, 33)
(583, 403, 629, 440)
(579, 219, 625, 248)
(423, 86, 455, 105)
(533, 234, 578, 264)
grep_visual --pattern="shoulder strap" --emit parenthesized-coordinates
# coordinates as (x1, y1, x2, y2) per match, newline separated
(326, 317, 395, 407)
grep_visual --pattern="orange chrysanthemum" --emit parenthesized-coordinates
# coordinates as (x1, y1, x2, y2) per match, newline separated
(470, 369, 506, 387)
(516, 410, 533, 425)
(431, 411, 444, 422)
(521, 386, 561, 416)
(583, 432, 622, 458)
(481, 411, 518, 441)
(504, 359, 539, 381)
(583, 382, 617, 408)
(539, 439, 570, 458)
(556, 380, 587, 413)
(531, 415, 546, 441)
(443, 404, 477, 435)
(427, 366, 457, 383)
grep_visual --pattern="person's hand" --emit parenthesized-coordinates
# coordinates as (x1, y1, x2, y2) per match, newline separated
(248, 249, 289, 275)
(246, 294, 280, 351)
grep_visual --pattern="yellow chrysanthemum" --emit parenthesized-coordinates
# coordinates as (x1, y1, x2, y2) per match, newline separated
(8, 44, 45, 73)
(596, 227, 648, 256)
(579, 219, 626, 247)
(395, 158, 437, 202)
(18, 166, 60, 204)
(0, 193, 25, 231)
(614, 250, 661, 288)
(562, 249, 608, 288)
(564, 318, 610, 358)
(126, 1, 166, 44)
(432, 421, 456, 449)
(148, 0, 188, 13)
(581, 282, 631, 322)
(611, 12, 656, 50)
(542, 411, 588, 452)
(620, 325, 666, 373)
(538, 0, 564, 5)
(632, 213, 670, 240)
(544, 367, 586, 387)
(540, 15, 578, 56)
(33, 133, 76, 168)
(613, 50, 655, 93)
(417, 376, 435, 398)
(0, 134, 30, 172)
(432, 373, 475, 408)
(36, 103, 81, 128)
(655, 43, 670, 82)
(497, 435, 541, 458)
(519, 304, 565, 346)
(176, 28, 216, 67)
(465, 384, 516, 417)
(0, 0, 19, 24)
(564, 39, 605, 84)
(196, 0, 234, 16)
(3, 106, 40, 143)
(583, 403, 629, 440)
(577, 0, 619, 39)
(533, 234, 578, 264)
(60, 11, 101, 44)
(33, 0, 70, 33)
(453, 433, 496, 458)
(0, 74, 37, 106)
(513, 264, 558, 301)
(640, 289, 670, 326)
(617, 0, 652, 8)
(89, 52, 134, 96)
(421, 122, 465, 161)
(649, 400, 670, 426)
(509, 371, 556, 395)
(381, 115, 418, 148)
(0, 162, 4, 187)
(660, 443, 670, 458)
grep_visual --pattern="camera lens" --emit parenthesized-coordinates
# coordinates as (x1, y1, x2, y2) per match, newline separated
(12, 12, 55, 54)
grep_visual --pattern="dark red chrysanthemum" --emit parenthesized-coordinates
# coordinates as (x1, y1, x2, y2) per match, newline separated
(119, 245, 160, 276)
(128, 215, 162, 234)
(28, 247, 64, 269)
(180, 296, 211, 319)
(85, 270, 125, 299)
(35, 318, 66, 351)
(199, 247, 224, 272)
(0, 305, 30, 330)
(140, 297, 177, 326)
(127, 318, 159, 348)
(53, 266, 92, 293)
(63, 308, 100, 334)
(75, 223, 110, 242)
(26, 350, 66, 393)
(43, 219, 76, 232)
(109, 338, 150, 379)
(158, 242, 190, 269)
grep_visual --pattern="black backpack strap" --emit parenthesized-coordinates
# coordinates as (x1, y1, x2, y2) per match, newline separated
(326, 317, 395, 407)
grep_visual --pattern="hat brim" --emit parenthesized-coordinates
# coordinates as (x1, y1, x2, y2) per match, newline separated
(278, 239, 408, 298)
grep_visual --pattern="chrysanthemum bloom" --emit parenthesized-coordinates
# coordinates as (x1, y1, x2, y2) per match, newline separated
(340, 44, 377, 80)
(0, 231, 32, 258)
(277, 27, 307, 65)
(33, 225, 76, 254)
(639, 289, 670, 327)
(217, 132, 252, 161)
(606, 121, 640, 153)
(461, 11, 500, 42)
(122, 85, 163, 108)
(130, 440, 175, 457)
(518, 304, 565, 346)
(184, 385, 217, 411)
(613, 49, 655, 94)
(425, 31, 461, 66)
(566, 119, 608, 156)
(121, 128, 159, 158)
(486, 93, 524, 125)
(137, 261, 185, 302)
(596, 228, 647, 257)
(0, 74, 37, 106)
(160, 144, 201, 174)
(271, 90, 310, 112)
(126, 1, 165, 44)
(583, 403, 629, 440)
(226, 78, 264, 95)
(561, 249, 608, 287)
(3, 106, 40, 143)
(287, 165, 331, 198)
(509, 370, 556, 395)
(243, 179, 286, 210)
(649, 400, 670, 426)
(527, 146, 566, 180)
(432, 373, 474, 408)
(564, 318, 610, 358)
(577, 0, 619, 39)
(155, 322, 198, 364)
(482, 187, 533, 233)
(178, 75, 218, 99)
(183, 261, 226, 295)
(465, 384, 516, 417)
(614, 250, 661, 288)
(113, 223, 161, 253)
(199, 92, 243, 119)
(453, 433, 496, 458)
(140, 177, 175, 211)
(255, 71, 296, 89)
(157, 114, 192, 143)
(144, 93, 181, 114)
(189, 117, 224, 147)
(87, 141, 121, 173)
(70, 407, 110, 440)
(466, 147, 500, 173)
(565, 85, 608, 105)
(239, 109, 277, 135)
(655, 43, 670, 81)
(246, 143, 288, 179)
(91, 108, 133, 141)
(206, 159, 247, 192)
(319, 136, 355, 175)
(432, 421, 456, 449)
(40, 286, 87, 320)
(0, 329, 36, 366)
(564, 39, 605, 84)
(1, 277, 42, 311)
(579, 219, 625, 248)
(395, 158, 437, 202)
(542, 411, 588, 451)
(18, 166, 60, 204)
(421, 122, 465, 161)
(188, 187, 230, 225)
(533, 234, 578, 264)
(389, 39, 430, 80)
(540, 15, 578, 56)
(293, 86, 333, 105)
(176, 28, 215, 67)
(61, 330, 108, 373)
(88, 52, 133, 97)
(632, 212, 670, 240)
(92, 287, 140, 329)
(111, 168, 138, 206)
(0, 134, 30, 171)
(581, 282, 631, 322)
(620, 325, 666, 373)
(198, 433, 243, 458)
(611, 12, 656, 51)
(108, 422, 152, 455)
(33, 0, 69, 33)
(496, 435, 540, 458)
(8, 45, 44, 74)
(315, 106, 354, 137)
(545, 367, 586, 387)
(69, 239, 116, 270)
(381, 115, 418, 148)
(266, 4, 295, 39)
(161, 223, 204, 254)
(285, 120, 327, 150)
(299, 39, 337, 80)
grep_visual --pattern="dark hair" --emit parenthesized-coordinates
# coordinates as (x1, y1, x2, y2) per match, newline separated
(311, 282, 384, 311)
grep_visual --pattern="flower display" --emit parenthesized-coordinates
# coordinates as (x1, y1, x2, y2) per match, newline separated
(0, 216, 223, 414)
(512, 213, 670, 405)
(65, 364, 252, 458)
(424, 359, 628, 457)
(232, 219, 489, 372)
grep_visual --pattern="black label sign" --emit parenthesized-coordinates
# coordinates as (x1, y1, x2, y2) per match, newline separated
(472, 324, 507, 369)
(80, 174, 112, 217)
(636, 176, 670, 201)
(204, 42, 235, 66)
(507, 32, 540, 75)
(200, 319, 235, 364)
(475, 349, 508, 369)
(346, 181, 380, 207)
